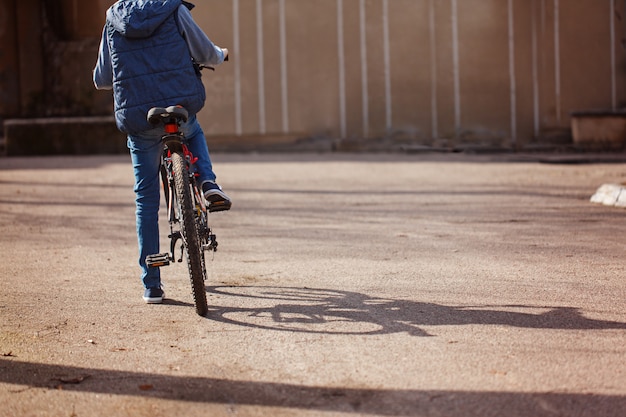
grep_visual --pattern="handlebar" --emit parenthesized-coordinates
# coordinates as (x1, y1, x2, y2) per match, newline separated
(197, 48, 229, 72)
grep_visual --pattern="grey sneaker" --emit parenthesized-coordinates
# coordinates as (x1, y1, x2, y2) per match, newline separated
(143, 287, 164, 304)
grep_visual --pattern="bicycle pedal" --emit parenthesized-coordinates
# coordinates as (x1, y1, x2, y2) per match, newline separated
(146, 253, 171, 268)
(208, 200, 232, 213)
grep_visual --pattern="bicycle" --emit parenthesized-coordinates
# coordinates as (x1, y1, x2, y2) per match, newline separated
(144, 105, 223, 316)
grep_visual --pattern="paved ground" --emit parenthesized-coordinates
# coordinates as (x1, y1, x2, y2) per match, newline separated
(0, 152, 625, 417)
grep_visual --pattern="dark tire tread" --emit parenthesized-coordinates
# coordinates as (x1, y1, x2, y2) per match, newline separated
(172, 152, 208, 316)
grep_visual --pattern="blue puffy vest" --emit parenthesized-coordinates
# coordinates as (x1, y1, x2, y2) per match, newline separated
(106, 0, 206, 134)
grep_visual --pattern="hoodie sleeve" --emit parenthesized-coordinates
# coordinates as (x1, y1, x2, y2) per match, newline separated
(176, 5, 225, 66)
(93, 27, 113, 90)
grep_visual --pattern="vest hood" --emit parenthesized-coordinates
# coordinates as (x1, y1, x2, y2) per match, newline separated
(107, 0, 183, 38)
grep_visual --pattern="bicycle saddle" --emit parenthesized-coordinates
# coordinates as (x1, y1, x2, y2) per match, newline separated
(147, 106, 189, 125)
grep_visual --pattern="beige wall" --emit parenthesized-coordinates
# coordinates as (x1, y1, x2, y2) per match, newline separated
(191, 0, 626, 147)
(2, 0, 625, 148)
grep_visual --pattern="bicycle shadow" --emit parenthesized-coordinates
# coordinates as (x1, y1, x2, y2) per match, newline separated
(205, 286, 626, 336)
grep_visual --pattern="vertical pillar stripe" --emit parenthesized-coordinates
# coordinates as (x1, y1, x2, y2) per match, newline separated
(279, 0, 289, 133)
(531, 0, 540, 138)
(508, 0, 517, 145)
(451, 0, 461, 138)
(233, 0, 242, 135)
(610, 0, 617, 110)
(383, 0, 392, 132)
(429, 0, 439, 139)
(554, 0, 561, 123)
(256, 0, 266, 134)
(337, 0, 347, 139)
(360, 0, 369, 138)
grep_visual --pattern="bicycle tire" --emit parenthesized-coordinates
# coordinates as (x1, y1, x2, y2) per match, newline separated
(171, 152, 209, 316)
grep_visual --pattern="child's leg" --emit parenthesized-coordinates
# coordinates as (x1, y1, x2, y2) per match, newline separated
(181, 115, 216, 186)
(127, 135, 163, 290)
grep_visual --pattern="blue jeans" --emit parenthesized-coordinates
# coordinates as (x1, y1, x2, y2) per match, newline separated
(127, 115, 216, 289)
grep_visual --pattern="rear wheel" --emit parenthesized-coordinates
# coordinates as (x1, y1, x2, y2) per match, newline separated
(171, 152, 208, 316)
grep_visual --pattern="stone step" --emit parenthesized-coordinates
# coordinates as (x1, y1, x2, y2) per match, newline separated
(4, 117, 127, 156)
(2, 117, 310, 155)
(590, 183, 626, 208)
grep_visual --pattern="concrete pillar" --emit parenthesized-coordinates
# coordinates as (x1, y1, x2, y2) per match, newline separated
(0, 0, 20, 121)
(60, 0, 111, 39)
(15, 0, 44, 116)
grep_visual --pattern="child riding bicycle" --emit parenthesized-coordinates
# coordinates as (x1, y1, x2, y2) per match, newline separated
(93, 0, 230, 304)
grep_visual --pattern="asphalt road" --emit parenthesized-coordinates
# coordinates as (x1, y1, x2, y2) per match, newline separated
(0, 153, 625, 417)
